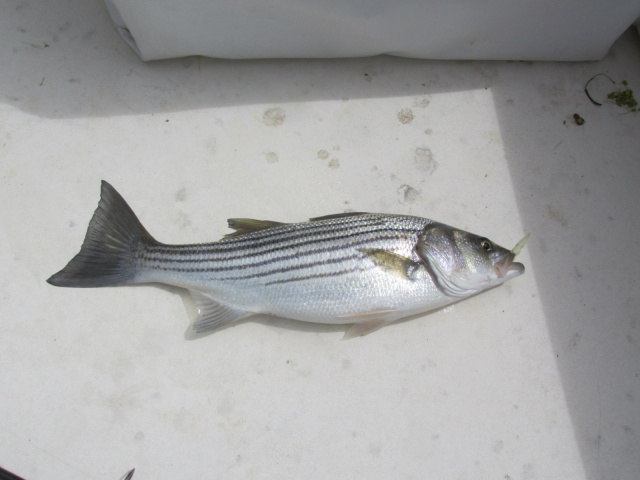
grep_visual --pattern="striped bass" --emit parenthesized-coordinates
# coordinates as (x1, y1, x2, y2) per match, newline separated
(48, 181, 526, 338)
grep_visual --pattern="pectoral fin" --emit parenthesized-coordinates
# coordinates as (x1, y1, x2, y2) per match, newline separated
(190, 291, 254, 333)
(359, 248, 419, 280)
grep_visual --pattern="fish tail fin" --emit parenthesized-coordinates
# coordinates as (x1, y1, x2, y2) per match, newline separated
(47, 181, 157, 288)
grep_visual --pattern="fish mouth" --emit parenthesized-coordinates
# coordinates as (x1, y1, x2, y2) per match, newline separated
(495, 233, 529, 278)
(495, 252, 525, 278)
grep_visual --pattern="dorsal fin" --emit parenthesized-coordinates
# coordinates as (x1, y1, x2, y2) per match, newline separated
(225, 218, 285, 237)
(309, 212, 369, 222)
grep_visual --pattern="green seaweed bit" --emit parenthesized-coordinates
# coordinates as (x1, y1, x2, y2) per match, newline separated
(607, 84, 638, 112)
(573, 113, 585, 125)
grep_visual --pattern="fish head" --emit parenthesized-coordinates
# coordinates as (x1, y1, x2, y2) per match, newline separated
(416, 224, 525, 299)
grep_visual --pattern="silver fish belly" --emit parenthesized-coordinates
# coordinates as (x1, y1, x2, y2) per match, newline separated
(48, 181, 526, 338)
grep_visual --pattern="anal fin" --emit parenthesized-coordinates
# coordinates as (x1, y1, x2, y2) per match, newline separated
(190, 291, 254, 333)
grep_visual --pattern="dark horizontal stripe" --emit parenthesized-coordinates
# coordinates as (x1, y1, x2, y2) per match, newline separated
(141, 232, 415, 277)
(219, 213, 396, 244)
(264, 265, 370, 286)
(146, 251, 363, 279)
(142, 214, 425, 260)
(143, 227, 419, 267)
(213, 253, 362, 281)
(143, 217, 386, 258)
(220, 214, 383, 244)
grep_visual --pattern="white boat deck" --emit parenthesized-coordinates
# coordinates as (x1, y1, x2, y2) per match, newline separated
(1, 2, 639, 479)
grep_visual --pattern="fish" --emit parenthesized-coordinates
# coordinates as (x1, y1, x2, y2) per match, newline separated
(47, 181, 527, 338)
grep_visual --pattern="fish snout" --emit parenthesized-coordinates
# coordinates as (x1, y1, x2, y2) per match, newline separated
(494, 252, 524, 278)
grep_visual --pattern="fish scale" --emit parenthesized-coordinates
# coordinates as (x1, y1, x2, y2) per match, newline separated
(141, 216, 425, 277)
(47, 181, 526, 338)
(142, 216, 419, 260)
(137, 216, 432, 321)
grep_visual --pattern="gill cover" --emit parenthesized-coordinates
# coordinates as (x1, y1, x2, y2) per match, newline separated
(416, 224, 523, 299)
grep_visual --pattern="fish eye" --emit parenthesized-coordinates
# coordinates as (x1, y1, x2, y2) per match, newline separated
(480, 239, 493, 252)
